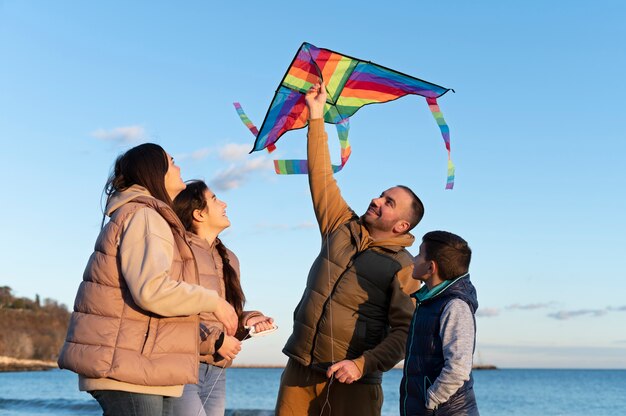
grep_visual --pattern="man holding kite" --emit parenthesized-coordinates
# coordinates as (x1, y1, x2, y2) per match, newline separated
(275, 82, 423, 415)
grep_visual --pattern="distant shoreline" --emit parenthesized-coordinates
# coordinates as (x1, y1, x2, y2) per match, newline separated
(0, 356, 58, 372)
(473, 364, 498, 370)
(232, 364, 498, 370)
(0, 357, 290, 372)
(0, 357, 498, 372)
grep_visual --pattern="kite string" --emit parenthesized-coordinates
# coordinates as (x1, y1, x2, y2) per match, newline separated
(319, 115, 335, 416)
(195, 331, 253, 416)
(231, 100, 346, 416)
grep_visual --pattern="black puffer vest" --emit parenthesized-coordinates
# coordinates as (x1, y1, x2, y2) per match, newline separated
(283, 219, 414, 384)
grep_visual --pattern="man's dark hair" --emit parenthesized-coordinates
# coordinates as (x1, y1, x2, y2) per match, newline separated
(422, 231, 471, 280)
(397, 185, 424, 231)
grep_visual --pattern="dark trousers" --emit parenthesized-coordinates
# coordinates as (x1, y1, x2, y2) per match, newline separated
(276, 358, 383, 416)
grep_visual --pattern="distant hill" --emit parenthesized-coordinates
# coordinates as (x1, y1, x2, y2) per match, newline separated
(0, 286, 70, 361)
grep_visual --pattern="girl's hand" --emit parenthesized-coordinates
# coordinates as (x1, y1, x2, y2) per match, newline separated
(217, 335, 241, 360)
(246, 315, 275, 334)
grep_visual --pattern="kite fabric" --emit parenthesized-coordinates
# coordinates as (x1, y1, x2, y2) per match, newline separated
(234, 42, 456, 188)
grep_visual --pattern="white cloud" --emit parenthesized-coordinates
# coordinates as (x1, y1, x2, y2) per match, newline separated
(507, 303, 553, 310)
(218, 143, 252, 161)
(211, 166, 245, 191)
(476, 308, 500, 318)
(544, 305, 626, 320)
(91, 125, 146, 144)
(210, 157, 274, 191)
(547, 309, 607, 320)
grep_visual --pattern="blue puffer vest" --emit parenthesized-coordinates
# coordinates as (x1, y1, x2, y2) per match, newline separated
(400, 275, 479, 416)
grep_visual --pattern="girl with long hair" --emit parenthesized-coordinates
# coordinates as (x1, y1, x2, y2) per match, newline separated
(58, 143, 238, 416)
(172, 180, 274, 416)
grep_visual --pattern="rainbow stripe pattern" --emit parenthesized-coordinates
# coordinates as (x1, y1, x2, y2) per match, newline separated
(234, 102, 259, 137)
(426, 97, 455, 189)
(237, 42, 455, 188)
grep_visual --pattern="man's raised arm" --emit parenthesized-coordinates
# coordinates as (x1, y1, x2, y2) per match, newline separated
(306, 82, 355, 237)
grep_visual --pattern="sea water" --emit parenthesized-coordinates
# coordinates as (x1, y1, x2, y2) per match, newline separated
(0, 368, 625, 415)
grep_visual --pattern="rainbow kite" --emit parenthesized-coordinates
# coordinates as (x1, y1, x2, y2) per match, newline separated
(235, 42, 455, 189)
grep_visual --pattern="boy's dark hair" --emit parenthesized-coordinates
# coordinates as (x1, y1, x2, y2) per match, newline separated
(422, 231, 471, 280)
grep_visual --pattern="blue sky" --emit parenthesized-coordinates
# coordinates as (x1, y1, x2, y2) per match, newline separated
(1, 1, 625, 369)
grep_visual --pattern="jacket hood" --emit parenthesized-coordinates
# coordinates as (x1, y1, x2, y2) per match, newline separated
(416, 274, 479, 314)
(356, 221, 415, 252)
(187, 232, 218, 251)
(446, 275, 478, 313)
(371, 232, 415, 250)
(105, 185, 154, 216)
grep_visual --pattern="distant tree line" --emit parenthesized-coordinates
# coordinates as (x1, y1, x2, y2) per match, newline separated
(0, 286, 70, 360)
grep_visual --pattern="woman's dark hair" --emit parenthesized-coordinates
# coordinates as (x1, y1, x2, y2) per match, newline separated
(173, 180, 246, 319)
(104, 143, 173, 207)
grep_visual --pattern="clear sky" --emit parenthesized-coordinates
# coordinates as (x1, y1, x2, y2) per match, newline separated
(1, 1, 625, 369)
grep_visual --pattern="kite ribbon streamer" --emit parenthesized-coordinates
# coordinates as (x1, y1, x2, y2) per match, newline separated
(235, 43, 456, 189)
(233, 102, 352, 173)
(274, 118, 351, 174)
(426, 97, 455, 189)
(233, 102, 259, 137)
(234, 102, 276, 152)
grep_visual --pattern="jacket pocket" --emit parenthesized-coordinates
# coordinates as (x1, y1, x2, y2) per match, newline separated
(423, 375, 433, 404)
(141, 316, 156, 355)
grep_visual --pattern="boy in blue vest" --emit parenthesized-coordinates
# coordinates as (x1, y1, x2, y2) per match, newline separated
(400, 231, 479, 416)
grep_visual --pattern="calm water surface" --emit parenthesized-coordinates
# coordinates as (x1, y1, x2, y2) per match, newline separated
(0, 368, 625, 415)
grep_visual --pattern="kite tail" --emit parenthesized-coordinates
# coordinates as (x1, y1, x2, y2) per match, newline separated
(426, 97, 455, 189)
(274, 118, 352, 174)
(234, 102, 277, 152)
